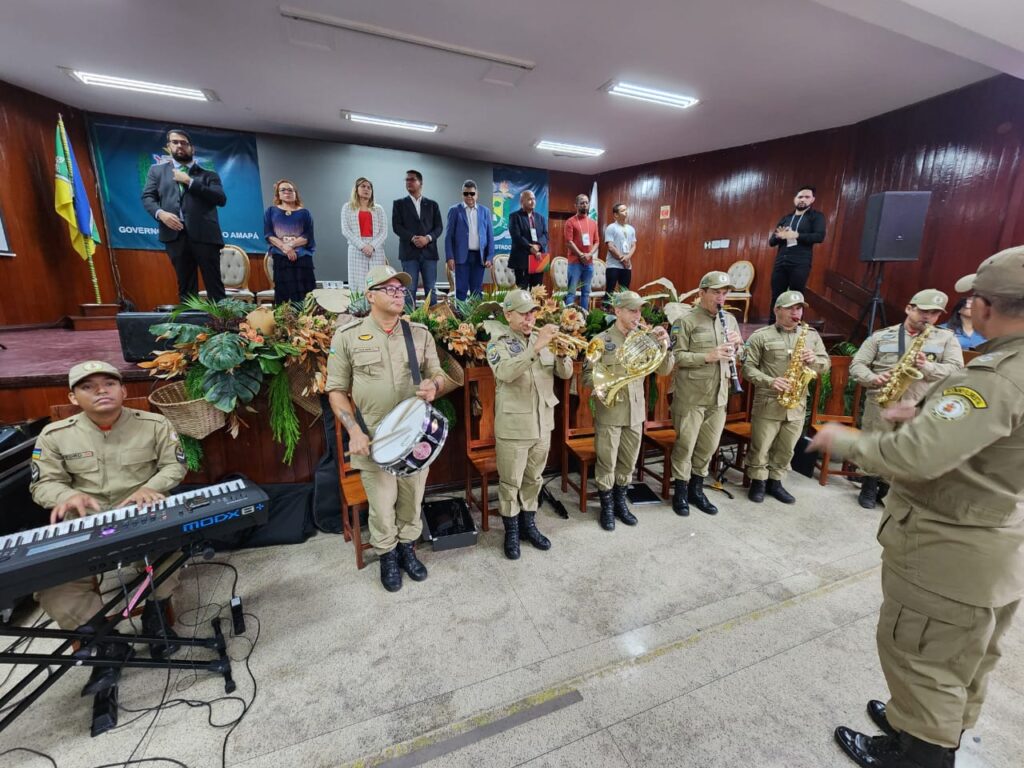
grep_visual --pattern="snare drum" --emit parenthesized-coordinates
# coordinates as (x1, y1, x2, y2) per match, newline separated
(371, 397, 450, 476)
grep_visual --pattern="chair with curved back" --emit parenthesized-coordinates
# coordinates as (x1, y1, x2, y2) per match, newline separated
(256, 252, 275, 305)
(589, 259, 607, 304)
(199, 244, 255, 302)
(490, 255, 516, 289)
(551, 256, 569, 293)
(725, 260, 755, 322)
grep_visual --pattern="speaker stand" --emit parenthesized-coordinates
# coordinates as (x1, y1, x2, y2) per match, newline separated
(852, 263, 889, 341)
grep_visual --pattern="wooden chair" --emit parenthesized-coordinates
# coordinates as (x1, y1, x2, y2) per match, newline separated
(560, 363, 597, 514)
(637, 373, 675, 499)
(589, 259, 607, 305)
(725, 260, 755, 322)
(333, 418, 372, 569)
(50, 396, 151, 421)
(715, 387, 754, 486)
(808, 356, 864, 486)
(463, 365, 499, 531)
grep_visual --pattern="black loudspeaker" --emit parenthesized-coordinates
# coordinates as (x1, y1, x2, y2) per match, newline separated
(115, 311, 210, 362)
(859, 191, 932, 262)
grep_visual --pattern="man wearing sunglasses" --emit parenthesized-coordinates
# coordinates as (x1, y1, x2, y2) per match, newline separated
(326, 265, 446, 593)
(445, 180, 494, 300)
(810, 246, 1024, 768)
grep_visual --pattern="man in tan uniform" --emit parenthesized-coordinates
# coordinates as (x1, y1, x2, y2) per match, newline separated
(326, 265, 446, 593)
(584, 291, 671, 530)
(742, 291, 830, 504)
(669, 271, 744, 516)
(850, 289, 963, 508)
(487, 289, 574, 559)
(30, 360, 187, 696)
(810, 245, 1024, 768)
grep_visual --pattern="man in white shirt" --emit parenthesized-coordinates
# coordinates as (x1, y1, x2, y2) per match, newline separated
(604, 202, 637, 297)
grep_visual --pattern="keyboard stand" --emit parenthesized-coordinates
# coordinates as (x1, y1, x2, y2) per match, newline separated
(0, 543, 237, 734)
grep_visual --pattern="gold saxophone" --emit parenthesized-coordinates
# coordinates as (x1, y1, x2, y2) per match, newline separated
(874, 324, 932, 407)
(777, 323, 818, 409)
(588, 325, 669, 406)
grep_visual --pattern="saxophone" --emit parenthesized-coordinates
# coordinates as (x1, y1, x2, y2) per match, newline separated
(874, 324, 932, 407)
(777, 323, 818, 409)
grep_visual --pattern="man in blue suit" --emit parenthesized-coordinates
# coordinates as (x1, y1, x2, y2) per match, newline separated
(444, 180, 494, 300)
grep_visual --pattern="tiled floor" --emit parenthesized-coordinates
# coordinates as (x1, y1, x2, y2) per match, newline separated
(2, 469, 1021, 768)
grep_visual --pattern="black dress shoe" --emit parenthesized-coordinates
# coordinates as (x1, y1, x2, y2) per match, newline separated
(611, 485, 637, 525)
(672, 479, 690, 516)
(396, 542, 428, 581)
(379, 549, 403, 592)
(859, 476, 879, 509)
(519, 511, 551, 550)
(766, 479, 796, 504)
(868, 699, 897, 737)
(688, 475, 718, 515)
(502, 514, 521, 560)
(80, 633, 134, 697)
(598, 490, 616, 531)
(835, 727, 954, 768)
(141, 598, 180, 660)
(747, 479, 766, 503)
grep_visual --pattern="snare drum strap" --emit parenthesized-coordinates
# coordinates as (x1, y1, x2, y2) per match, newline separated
(400, 320, 422, 386)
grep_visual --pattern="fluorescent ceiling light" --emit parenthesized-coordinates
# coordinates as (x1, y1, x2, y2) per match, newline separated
(604, 81, 698, 109)
(343, 111, 444, 133)
(535, 140, 605, 157)
(63, 69, 215, 101)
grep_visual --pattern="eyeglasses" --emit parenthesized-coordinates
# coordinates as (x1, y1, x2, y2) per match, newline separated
(168, 139, 191, 146)
(278, 187, 295, 193)
(371, 286, 406, 297)
(463, 191, 477, 197)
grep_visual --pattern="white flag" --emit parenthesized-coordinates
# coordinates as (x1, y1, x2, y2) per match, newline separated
(588, 181, 598, 223)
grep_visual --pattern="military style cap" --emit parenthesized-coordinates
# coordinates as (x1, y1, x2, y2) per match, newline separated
(699, 271, 734, 290)
(774, 290, 806, 309)
(365, 264, 412, 291)
(955, 245, 1024, 299)
(69, 360, 122, 389)
(503, 289, 540, 313)
(908, 289, 948, 311)
(610, 290, 646, 310)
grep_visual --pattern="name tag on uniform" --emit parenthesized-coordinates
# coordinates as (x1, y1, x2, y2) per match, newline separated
(581, 232, 592, 247)
(530, 227, 538, 241)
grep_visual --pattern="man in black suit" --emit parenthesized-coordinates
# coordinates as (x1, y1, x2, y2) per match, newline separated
(392, 169, 443, 307)
(141, 129, 227, 302)
(508, 190, 548, 288)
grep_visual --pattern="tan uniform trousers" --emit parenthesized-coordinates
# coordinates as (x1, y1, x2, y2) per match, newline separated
(359, 464, 427, 555)
(671, 404, 727, 480)
(38, 557, 180, 632)
(496, 435, 551, 518)
(595, 424, 642, 491)
(877, 566, 1020, 748)
(745, 416, 803, 482)
(861, 397, 897, 434)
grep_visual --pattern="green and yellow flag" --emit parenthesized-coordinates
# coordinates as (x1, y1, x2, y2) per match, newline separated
(55, 115, 102, 302)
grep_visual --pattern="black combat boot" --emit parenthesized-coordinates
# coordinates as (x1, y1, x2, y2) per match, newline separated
(396, 542, 428, 581)
(598, 490, 616, 531)
(502, 514, 521, 560)
(834, 727, 955, 768)
(519, 511, 551, 550)
(378, 548, 403, 592)
(868, 699, 897, 737)
(859, 476, 879, 509)
(141, 598, 180, 660)
(747, 479, 766, 503)
(766, 479, 796, 504)
(672, 479, 690, 516)
(611, 485, 637, 525)
(80, 631, 134, 697)
(688, 475, 718, 515)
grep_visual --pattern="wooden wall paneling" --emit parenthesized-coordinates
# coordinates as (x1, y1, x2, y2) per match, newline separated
(549, 171, 594, 214)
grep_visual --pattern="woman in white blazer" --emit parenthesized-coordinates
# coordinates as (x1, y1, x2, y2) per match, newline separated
(340, 177, 388, 291)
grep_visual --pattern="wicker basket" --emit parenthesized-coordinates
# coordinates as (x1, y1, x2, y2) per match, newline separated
(148, 382, 226, 439)
(436, 345, 465, 398)
(286, 365, 323, 416)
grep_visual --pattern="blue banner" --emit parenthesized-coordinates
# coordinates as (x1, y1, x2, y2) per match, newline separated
(88, 116, 264, 252)
(491, 166, 549, 256)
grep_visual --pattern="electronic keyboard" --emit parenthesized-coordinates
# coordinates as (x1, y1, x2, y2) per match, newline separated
(0, 479, 268, 608)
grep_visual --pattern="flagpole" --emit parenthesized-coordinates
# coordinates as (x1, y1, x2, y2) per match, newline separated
(56, 114, 102, 304)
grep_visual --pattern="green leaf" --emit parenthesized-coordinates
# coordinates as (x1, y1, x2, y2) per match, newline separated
(198, 332, 247, 371)
(259, 357, 284, 375)
(268, 371, 301, 464)
(149, 322, 209, 343)
(202, 361, 263, 412)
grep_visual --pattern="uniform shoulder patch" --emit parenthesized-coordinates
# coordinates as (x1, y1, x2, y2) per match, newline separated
(941, 386, 987, 409)
(930, 394, 971, 421)
(486, 341, 501, 365)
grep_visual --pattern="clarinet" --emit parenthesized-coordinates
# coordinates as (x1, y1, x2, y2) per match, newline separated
(717, 307, 744, 395)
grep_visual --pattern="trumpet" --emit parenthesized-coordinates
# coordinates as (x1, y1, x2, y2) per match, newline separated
(548, 331, 590, 355)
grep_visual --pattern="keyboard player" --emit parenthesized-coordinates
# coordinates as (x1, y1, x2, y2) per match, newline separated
(28, 360, 187, 696)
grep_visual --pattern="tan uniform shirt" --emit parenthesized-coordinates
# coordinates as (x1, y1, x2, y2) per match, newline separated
(30, 408, 186, 511)
(325, 317, 443, 467)
(670, 305, 743, 409)
(584, 325, 673, 427)
(834, 332, 1024, 607)
(850, 322, 963, 405)
(743, 324, 830, 422)
(487, 329, 573, 440)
